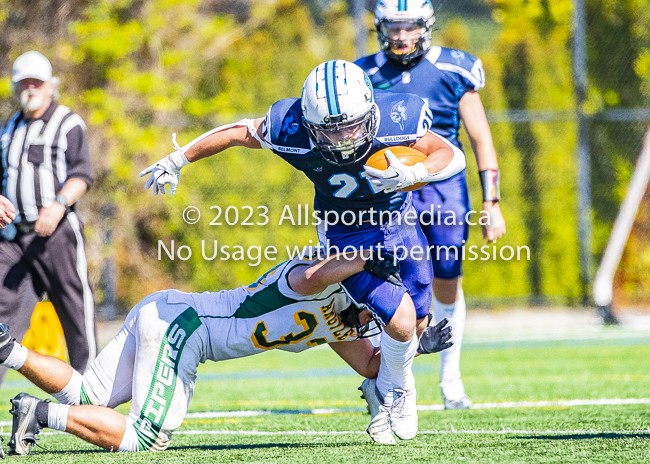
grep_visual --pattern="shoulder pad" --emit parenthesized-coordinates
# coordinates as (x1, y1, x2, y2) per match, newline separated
(262, 98, 311, 155)
(426, 47, 485, 90)
(354, 53, 383, 76)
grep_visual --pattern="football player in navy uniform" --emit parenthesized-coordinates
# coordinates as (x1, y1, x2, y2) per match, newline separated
(355, 0, 507, 409)
(140, 60, 466, 443)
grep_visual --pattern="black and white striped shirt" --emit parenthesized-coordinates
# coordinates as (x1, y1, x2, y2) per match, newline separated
(0, 102, 93, 223)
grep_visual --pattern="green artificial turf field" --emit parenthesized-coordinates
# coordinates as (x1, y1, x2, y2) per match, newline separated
(0, 330, 647, 462)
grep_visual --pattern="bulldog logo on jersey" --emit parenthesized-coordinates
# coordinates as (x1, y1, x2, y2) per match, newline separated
(391, 100, 407, 131)
(281, 110, 300, 142)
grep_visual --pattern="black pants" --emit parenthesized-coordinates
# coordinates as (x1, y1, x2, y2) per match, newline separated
(0, 212, 97, 384)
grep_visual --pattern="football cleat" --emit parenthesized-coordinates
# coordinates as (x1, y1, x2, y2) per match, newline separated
(389, 388, 418, 440)
(360, 379, 395, 445)
(359, 378, 381, 418)
(8, 393, 42, 455)
(441, 380, 473, 410)
(150, 431, 172, 451)
(443, 394, 472, 410)
(367, 405, 395, 445)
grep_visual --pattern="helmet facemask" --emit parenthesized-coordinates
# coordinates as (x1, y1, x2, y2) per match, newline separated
(339, 303, 383, 339)
(377, 18, 433, 65)
(303, 104, 377, 165)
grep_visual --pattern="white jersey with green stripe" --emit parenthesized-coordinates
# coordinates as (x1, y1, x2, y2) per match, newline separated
(165, 255, 357, 362)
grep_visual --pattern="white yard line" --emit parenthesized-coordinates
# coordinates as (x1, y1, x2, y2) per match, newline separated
(5, 428, 648, 437)
(182, 397, 650, 419)
(419, 397, 650, 411)
(175, 428, 650, 435)
(0, 397, 647, 429)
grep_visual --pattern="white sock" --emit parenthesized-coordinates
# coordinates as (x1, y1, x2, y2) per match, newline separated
(376, 331, 418, 398)
(433, 291, 466, 394)
(51, 370, 82, 405)
(1, 342, 28, 370)
(47, 403, 71, 432)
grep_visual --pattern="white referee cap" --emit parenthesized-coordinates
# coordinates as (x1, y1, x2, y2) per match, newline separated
(12, 51, 52, 84)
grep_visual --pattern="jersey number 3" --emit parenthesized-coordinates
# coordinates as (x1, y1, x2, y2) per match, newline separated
(251, 311, 318, 350)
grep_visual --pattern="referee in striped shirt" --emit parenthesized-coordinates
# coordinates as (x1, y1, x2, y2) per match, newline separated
(0, 51, 96, 384)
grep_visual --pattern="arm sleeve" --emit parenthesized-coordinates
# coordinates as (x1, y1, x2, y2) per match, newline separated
(63, 119, 94, 188)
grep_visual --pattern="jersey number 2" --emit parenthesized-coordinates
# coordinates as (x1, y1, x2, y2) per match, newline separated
(329, 172, 383, 198)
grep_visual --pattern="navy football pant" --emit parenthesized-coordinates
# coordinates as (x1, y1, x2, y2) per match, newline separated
(412, 170, 471, 280)
(317, 198, 433, 324)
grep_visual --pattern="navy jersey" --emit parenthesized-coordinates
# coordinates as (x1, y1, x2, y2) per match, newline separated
(355, 47, 485, 150)
(261, 89, 433, 217)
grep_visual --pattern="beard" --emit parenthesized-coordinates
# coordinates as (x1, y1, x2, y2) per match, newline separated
(19, 89, 44, 113)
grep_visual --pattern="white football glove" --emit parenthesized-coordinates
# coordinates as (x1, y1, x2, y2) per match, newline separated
(363, 149, 429, 193)
(139, 134, 190, 195)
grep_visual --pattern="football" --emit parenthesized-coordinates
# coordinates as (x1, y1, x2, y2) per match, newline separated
(365, 146, 428, 192)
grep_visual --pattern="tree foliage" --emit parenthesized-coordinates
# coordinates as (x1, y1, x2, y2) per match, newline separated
(0, 0, 647, 310)
(0, 0, 356, 310)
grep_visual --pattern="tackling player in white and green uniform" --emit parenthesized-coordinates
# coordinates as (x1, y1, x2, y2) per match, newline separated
(0, 250, 451, 455)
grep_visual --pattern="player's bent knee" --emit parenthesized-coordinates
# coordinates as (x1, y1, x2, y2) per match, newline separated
(51, 370, 83, 405)
(120, 417, 173, 452)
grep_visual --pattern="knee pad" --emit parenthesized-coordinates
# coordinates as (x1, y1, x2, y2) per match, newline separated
(51, 370, 83, 405)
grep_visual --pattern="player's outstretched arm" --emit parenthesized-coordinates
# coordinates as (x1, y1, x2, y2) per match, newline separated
(183, 117, 266, 162)
(139, 117, 265, 195)
(288, 250, 401, 296)
(459, 91, 506, 242)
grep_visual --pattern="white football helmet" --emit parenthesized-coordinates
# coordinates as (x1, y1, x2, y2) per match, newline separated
(301, 60, 378, 165)
(374, 0, 435, 65)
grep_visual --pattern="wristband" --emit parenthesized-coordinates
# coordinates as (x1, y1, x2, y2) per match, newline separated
(479, 169, 500, 202)
(55, 194, 69, 208)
